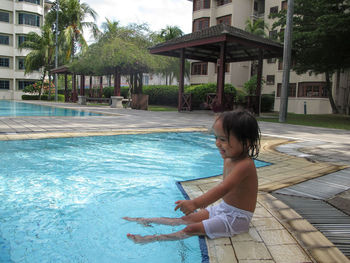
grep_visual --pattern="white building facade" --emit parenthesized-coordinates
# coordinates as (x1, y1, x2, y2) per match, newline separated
(188, 0, 345, 114)
(0, 0, 50, 100)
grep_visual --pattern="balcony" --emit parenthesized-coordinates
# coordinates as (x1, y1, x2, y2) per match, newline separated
(15, 2, 43, 15)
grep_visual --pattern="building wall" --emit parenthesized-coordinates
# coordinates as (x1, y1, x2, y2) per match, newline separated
(189, 0, 338, 114)
(0, 0, 47, 100)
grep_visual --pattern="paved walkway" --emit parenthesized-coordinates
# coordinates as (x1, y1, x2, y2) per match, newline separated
(1, 101, 350, 262)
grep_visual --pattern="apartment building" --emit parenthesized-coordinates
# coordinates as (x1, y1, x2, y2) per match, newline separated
(0, 0, 51, 100)
(189, 0, 339, 114)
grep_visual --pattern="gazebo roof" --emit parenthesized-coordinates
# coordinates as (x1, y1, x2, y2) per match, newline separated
(149, 24, 284, 62)
(51, 65, 71, 74)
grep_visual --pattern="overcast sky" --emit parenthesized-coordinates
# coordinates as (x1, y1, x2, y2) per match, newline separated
(83, 0, 193, 43)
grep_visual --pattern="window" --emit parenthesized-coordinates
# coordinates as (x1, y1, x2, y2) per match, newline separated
(0, 11, 10, 23)
(0, 35, 9, 45)
(254, 1, 259, 11)
(281, 1, 288, 11)
(143, 75, 149, 86)
(267, 58, 276, 64)
(193, 0, 210, 11)
(270, 6, 278, 15)
(18, 80, 35, 90)
(269, 30, 278, 40)
(278, 58, 296, 70)
(18, 12, 40, 27)
(18, 35, 28, 47)
(18, 58, 25, 70)
(18, 0, 41, 5)
(0, 80, 10, 90)
(193, 18, 210, 32)
(298, 82, 328, 98)
(191, 62, 208, 75)
(266, 75, 275, 85)
(217, 0, 232, 7)
(278, 59, 283, 70)
(0, 57, 10, 67)
(217, 15, 231, 26)
(215, 62, 230, 73)
(276, 83, 296, 97)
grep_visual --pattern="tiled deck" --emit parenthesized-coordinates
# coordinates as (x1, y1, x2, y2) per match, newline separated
(180, 137, 349, 263)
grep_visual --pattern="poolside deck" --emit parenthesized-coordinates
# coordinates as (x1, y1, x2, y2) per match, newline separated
(180, 137, 349, 263)
(1, 100, 350, 262)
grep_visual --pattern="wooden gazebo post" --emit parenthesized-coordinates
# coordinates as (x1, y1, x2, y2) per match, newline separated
(72, 74, 77, 102)
(64, 73, 68, 102)
(89, 76, 92, 97)
(178, 48, 185, 111)
(255, 49, 264, 115)
(114, 68, 121, 96)
(217, 42, 227, 110)
(99, 76, 103, 97)
(80, 75, 85, 96)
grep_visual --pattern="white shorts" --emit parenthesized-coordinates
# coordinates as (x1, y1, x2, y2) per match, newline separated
(202, 201, 253, 239)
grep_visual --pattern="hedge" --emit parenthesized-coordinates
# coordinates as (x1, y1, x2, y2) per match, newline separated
(185, 83, 237, 109)
(22, 94, 65, 102)
(261, 93, 275, 112)
(143, 85, 178, 106)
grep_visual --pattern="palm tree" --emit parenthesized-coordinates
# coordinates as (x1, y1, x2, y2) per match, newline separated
(160, 25, 184, 41)
(158, 26, 188, 85)
(245, 18, 269, 76)
(58, 0, 99, 61)
(20, 24, 56, 98)
(99, 18, 120, 40)
(244, 18, 269, 37)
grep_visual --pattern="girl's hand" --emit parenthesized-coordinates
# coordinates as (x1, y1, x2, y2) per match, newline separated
(174, 200, 196, 215)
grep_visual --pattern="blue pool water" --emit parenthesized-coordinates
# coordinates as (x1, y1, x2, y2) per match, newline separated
(0, 100, 101, 116)
(0, 132, 269, 263)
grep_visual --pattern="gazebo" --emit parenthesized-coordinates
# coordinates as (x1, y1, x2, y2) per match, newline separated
(51, 65, 121, 103)
(149, 24, 284, 113)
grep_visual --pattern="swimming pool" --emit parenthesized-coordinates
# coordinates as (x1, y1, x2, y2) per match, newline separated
(0, 100, 101, 116)
(0, 132, 269, 263)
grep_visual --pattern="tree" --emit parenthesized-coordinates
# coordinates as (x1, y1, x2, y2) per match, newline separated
(160, 25, 184, 41)
(46, 0, 99, 62)
(271, 0, 350, 113)
(157, 26, 190, 85)
(245, 18, 269, 76)
(99, 18, 120, 41)
(19, 25, 56, 98)
(70, 23, 159, 95)
(244, 18, 269, 37)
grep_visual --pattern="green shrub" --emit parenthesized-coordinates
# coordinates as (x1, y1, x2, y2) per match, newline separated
(58, 89, 71, 95)
(261, 93, 275, 112)
(143, 85, 179, 106)
(185, 83, 237, 109)
(102, 86, 129, 98)
(236, 89, 247, 104)
(22, 94, 65, 102)
(22, 95, 39, 100)
(243, 75, 265, 95)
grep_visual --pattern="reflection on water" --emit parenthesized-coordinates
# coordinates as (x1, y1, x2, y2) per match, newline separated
(0, 100, 100, 116)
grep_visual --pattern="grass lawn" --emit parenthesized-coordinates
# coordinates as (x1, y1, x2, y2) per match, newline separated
(148, 105, 178, 111)
(258, 112, 350, 130)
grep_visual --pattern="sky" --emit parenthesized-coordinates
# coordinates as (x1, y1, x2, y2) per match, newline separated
(83, 0, 193, 43)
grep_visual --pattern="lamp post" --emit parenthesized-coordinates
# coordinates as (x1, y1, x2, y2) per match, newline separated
(54, 0, 59, 101)
(279, 0, 294, 122)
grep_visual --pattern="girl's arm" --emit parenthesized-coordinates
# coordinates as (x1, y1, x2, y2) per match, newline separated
(175, 159, 253, 215)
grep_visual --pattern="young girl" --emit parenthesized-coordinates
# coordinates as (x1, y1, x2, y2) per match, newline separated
(124, 110, 261, 243)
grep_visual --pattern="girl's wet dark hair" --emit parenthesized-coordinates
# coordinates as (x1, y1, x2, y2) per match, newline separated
(216, 110, 261, 158)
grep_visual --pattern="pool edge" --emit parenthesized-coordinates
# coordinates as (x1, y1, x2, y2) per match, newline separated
(175, 181, 210, 263)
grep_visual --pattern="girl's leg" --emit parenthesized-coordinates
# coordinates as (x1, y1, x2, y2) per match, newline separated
(127, 221, 206, 243)
(123, 209, 209, 226)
